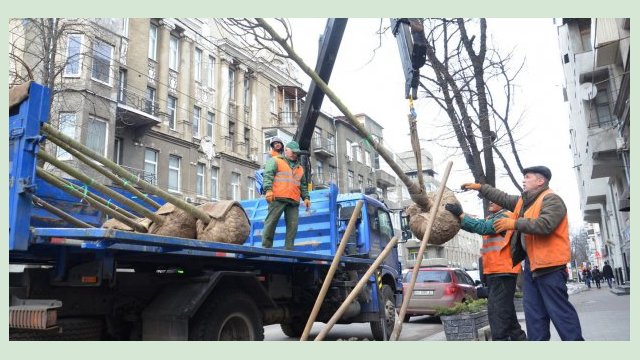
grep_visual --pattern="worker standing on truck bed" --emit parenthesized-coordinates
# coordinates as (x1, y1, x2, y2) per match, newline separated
(262, 141, 310, 250)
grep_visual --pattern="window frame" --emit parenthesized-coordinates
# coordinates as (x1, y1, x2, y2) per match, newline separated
(90, 39, 114, 86)
(63, 34, 83, 77)
(196, 163, 205, 197)
(148, 24, 158, 61)
(192, 106, 201, 138)
(231, 172, 241, 201)
(144, 148, 158, 185)
(169, 35, 179, 71)
(210, 166, 219, 200)
(168, 155, 182, 194)
(167, 95, 177, 130)
(194, 48, 203, 82)
(85, 115, 108, 158)
(56, 113, 77, 160)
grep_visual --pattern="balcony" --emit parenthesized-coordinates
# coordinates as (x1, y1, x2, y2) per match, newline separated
(311, 137, 335, 157)
(375, 168, 396, 188)
(278, 111, 300, 126)
(116, 88, 160, 128)
(119, 165, 157, 186)
(313, 171, 337, 189)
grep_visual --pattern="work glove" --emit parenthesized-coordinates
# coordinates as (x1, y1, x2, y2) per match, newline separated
(445, 203, 463, 218)
(494, 218, 516, 233)
(304, 198, 311, 210)
(461, 183, 482, 191)
(265, 190, 274, 203)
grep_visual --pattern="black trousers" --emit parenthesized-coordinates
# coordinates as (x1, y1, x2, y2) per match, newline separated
(487, 274, 527, 340)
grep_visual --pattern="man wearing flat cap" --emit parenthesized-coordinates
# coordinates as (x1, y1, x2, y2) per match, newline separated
(461, 166, 583, 341)
(262, 141, 310, 250)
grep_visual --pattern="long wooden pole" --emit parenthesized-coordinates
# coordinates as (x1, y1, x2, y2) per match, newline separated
(38, 151, 164, 224)
(45, 133, 160, 209)
(41, 123, 210, 223)
(32, 194, 93, 228)
(36, 168, 146, 232)
(390, 161, 454, 341)
(314, 236, 398, 341)
(300, 200, 363, 341)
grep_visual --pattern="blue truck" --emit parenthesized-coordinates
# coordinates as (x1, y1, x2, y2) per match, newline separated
(9, 82, 403, 340)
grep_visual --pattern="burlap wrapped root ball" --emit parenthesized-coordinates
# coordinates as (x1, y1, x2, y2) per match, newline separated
(147, 202, 197, 239)
(196, 201, 250, 244)
(102, 217, 151, 233)
(406, 188, 460, 245)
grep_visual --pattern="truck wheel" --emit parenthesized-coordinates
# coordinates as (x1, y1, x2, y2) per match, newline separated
(370, 284, 396, 341)
(190, 291, 264, 341)
(280, 319, 306, 338)
(10, 317, 103, 341)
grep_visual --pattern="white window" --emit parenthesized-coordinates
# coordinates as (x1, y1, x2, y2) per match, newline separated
(348, 170, 354, 189)
(85, 116, 108, 157)
(63, 34, 82, 77)
(231, 172, 241, 200)
(144, 148, 158, 185)
(91, 39, 113, 85)
(243, 75, 251, 106)
(114, 137, 123, 165)
(269, 85, 276, 113)
(327, 134, 335, 153)
(167, 96, 177, 130)
(247, 177, 255, 199)
(192, 106, 201, 138)
(169, 35, 179, 71)
(207, 56, 215, 88)
(56, 113, 77, 160)
(194, 48, 202, 82)
(168, 155, 181, 193)
(355, 144, 362, 163)
(358, 175, 364, 191)
(148, 24, 158, 60)
(314, 127, 322, 147)
(196, 163, 205, 197)
(365, 151, 371, 167)
(346, 140, 353, 161)
(316, 159, 324, 182)
(210, 166, 219, 200)
(206, 112, 214, 138)
(228, 68, 236, 101)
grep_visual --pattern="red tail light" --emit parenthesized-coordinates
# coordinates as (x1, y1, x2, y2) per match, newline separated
(444, 284, 459, 295)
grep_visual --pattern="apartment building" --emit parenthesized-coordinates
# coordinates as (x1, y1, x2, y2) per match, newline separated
(557, 18, 630, 283)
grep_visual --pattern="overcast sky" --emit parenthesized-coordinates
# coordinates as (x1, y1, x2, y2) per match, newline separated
(285, 18, 583, 230)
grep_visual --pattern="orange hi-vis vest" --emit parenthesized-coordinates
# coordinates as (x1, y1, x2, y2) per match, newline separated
(482, 211, 522, 275)
(272, 157, 304, 201)
(505, 189, 570, 272)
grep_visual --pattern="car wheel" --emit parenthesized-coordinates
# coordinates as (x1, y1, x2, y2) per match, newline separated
(370, 284, 395, 341)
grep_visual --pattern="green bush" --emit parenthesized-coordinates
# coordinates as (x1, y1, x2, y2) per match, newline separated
(435, 298, 488, 316)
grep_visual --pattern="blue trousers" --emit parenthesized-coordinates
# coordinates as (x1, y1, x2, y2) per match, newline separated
(523, 260, 584, 341)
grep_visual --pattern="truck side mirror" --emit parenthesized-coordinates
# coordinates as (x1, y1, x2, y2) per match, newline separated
(400, 210, 412, 241)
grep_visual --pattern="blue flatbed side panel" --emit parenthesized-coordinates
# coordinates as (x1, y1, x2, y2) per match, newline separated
(239, 183, 338, 256)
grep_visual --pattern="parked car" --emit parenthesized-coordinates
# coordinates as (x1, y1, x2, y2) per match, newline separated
(402, 266, 478, 322)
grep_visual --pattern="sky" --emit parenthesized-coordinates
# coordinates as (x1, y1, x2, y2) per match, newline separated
(285, 18, 584, 230)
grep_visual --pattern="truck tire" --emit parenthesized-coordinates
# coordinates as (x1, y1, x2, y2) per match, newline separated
(280, 319, 306, 338)
(190, 291, 264, 341)
(370, 284, 396, 341)
(9, 317, 103, 341)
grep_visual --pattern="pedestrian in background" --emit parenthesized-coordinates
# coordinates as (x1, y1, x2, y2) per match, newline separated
(262, 141, 310, 250)
(602, 261, 615, 289)
(591, 266, 602, 289)
(582, 267, 592, 289)
(445, 201, 526, 341)
(462, 165, 584, 341)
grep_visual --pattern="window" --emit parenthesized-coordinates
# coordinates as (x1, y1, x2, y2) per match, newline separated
(316, 159, 324, 182)
(194, 48, 202, 82)
(367, 179, 373, 188)
(167, 96, 177, 130)
(148, 24, 158, 60)
(206, 112, 214, 138)
(144, 148, 158, 185)
(210, 166, 219, 200)
(231, 172, 241, 200)
(244, 127, 251, 157)
(63, 34, 82, 77)
(314, 127, 322, 147)
(196, 163, 205, 197)
(355, 144, 362, 163)
(247, 177, 255, 199)
(169, 35, 179, 71)
(593, 85, 614, 127)
(346, 140, 353, 161)
(358, 174, 364, 191)
(56, 113, 77, 160)
(168, 155, 181, 193)
(377, 209, 394, 241)
(146, 87, 156, 115)
(85, 116, 108, 157)
(269, 85, 276, 113)
(348, 170, 354, 190)
(113, 137, 123, 165)
(228, 68, 236, 101)
(365, 151, 371, 167)
(327, 134, 335, 153)
(91, 39, 113, 85)
(243, 75, 251, 106)
(192, 106, 201, 138)
(207, 56, 215, 88)
(117, 69, 127, 103)
(329, 166, 337, 183)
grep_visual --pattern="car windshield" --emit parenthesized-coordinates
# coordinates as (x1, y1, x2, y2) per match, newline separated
(404, 269, 451, 283)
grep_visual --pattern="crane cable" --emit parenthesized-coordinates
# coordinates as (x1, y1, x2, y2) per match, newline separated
(408, 96, 425, 193)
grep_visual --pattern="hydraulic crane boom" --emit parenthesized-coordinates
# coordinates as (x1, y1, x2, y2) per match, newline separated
(390, 18, 427, 100)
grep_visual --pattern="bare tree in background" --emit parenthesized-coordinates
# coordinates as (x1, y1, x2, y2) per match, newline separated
(417, 18, 526, 192)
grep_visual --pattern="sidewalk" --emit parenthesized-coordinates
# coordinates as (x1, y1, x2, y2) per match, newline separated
(422, 281, 630, 341)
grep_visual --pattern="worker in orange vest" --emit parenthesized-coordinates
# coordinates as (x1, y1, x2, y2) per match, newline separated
(462, 165, 583, 341)
(445, 201, 526, 341)
(262, 141, 310, 250)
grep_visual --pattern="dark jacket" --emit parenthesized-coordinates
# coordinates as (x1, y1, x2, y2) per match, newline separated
(602, 264, 614, 279)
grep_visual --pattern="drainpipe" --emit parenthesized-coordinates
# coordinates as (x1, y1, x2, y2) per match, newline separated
(332, 116, 340, 190)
